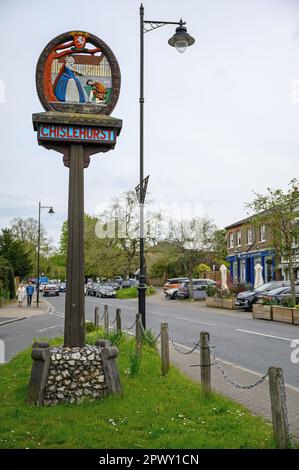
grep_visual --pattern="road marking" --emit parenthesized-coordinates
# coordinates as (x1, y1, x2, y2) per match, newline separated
(235, 329, 299, 342)
(49, 312, 64, 318)
(37, 324, 63, 332)
(178, 317, 215, 327)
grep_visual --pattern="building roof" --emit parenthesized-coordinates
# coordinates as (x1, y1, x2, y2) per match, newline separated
(225, 214, 253, 230)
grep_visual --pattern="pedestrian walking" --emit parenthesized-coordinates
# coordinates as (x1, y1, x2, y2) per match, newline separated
(17, 284, 26, 308)
(26, 281, 35, 307)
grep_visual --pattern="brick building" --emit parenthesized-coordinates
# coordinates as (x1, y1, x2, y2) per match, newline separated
(225, 216, 276, 286)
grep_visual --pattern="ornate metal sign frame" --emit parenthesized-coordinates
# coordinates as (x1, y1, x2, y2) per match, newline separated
(36, 30, 121, 115)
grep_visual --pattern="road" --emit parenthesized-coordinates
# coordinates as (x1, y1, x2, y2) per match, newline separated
(1, 291, 299, 389)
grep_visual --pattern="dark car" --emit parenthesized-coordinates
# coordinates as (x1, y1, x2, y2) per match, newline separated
(105, 282, 120, 290)
(235, 281, 290, 310)
(59, 282, 66, 293)
(95, 285, 116, 298)
(86, 283, 100, 296)
(121, 280, 132, 289)
(257, 285, 299, 305)
(177, 279, 217, 299)
(43, 283, 59, 297)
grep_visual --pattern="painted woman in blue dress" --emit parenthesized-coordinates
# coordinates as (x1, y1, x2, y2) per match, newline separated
(54, 56, 86, 103)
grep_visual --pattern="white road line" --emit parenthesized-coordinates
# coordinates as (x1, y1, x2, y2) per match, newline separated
(49, 312, 65, 318)
(235, 329, 299, 342)
(37, 324, 63, 332)
(178, 316, 215, 327)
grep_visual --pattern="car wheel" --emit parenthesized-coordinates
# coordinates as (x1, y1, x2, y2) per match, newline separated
(171, 292, 178, 300)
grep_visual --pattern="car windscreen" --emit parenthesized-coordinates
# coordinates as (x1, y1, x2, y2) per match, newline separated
(254, 282, 279, 293)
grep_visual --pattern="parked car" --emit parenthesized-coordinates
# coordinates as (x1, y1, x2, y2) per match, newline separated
(43, 283, 60, 297)
(176, 279, 217, 299)
(105, 281, 120, 290)
(95, 285, 116, 298)
(163, 278, 188, 294)
(59, 282, 66, 293)
(257, 284, 299, 305)
(235, 281, 290, 310)
(115, 276, 123, 285)
(86, 282, 101, 296)
(121, 280, 132, 289)
(39, 282, 47, 292)
(165, 287, 179, 300)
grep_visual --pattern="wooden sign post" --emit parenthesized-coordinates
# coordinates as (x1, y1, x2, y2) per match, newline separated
(33, 31, 122, 347)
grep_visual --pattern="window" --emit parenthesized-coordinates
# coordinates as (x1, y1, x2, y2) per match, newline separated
(236, 230, 241, 246)
(259, 224, 266, 242)
(246, 227, 252, 245)
(229, 232, 234, 248)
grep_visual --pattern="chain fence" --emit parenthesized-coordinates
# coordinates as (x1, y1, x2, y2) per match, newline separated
(169, 336, 201, 355)
(95, 304, 295, 448)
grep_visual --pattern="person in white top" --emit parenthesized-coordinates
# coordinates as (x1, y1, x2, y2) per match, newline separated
(17, 283, 26, 308)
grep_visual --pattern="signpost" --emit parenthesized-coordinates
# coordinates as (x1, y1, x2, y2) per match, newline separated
(33, 31, 122, 347)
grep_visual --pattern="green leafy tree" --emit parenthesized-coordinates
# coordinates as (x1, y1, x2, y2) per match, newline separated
(0, 229, 33, 279)
(168, 217, 217, 299)
(60, 214, 124, 279)
(246, 179, 299, 305)
(0, 255, 15, 300)
(212, 229, 228, 265)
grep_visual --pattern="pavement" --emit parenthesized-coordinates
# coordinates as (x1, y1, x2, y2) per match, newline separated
(0, 296, 50, 325)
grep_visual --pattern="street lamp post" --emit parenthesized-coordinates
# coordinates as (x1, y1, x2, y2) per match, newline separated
(137, 3, 195, 329)
(36, 202, 54, 307)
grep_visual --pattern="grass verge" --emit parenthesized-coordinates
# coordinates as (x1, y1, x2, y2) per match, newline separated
(0, 331, 274, 449)
(116, 286, 156, 299)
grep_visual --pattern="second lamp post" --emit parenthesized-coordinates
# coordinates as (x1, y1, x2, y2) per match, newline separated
(36, 202, 54, 307)
(136, 3, 195, 328)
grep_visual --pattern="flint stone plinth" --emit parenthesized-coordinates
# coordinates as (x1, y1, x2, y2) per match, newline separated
(27, 341, 121, 406)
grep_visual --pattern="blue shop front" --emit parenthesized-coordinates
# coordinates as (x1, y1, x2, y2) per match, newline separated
(227, 249, 275, 286)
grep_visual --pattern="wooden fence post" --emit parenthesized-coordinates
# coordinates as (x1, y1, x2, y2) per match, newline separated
(104, 305, 109, 337)
(200, 331, 211, 395)
(160, 323, 169, 376)
(268, 366, 289, 449)
(94, 306, 99, 328)
(135, 313, 142, 353)
(116, 308, 122, 335)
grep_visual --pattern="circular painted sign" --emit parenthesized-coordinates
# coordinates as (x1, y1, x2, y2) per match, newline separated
(36, 31, 121, 115)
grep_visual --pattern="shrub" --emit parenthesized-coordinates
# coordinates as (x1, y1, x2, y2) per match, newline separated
(85, 321, 96, 333)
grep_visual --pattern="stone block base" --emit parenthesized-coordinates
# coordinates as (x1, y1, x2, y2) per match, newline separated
(27, 340, 121, 406)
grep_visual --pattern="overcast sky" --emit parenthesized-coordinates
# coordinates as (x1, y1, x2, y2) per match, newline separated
(1, 0, 299, 247)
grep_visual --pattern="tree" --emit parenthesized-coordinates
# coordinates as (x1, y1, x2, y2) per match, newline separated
(246, 179, 299, 305)
(60, 214, 124, 279)
(0, 255, 15, 300)
(168, 217, 217, 299)
(212, 229, 228, 266)
(0, 229, 33, 279)
(98, 191, 162, 278)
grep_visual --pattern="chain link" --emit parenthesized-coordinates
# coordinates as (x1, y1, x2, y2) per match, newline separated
(207, 339, 269, 390)
(278, 372, 295, 448)
(169, 336, 201, 355)
(110, 317, 116, 325)
(124, 319, 137, 331)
